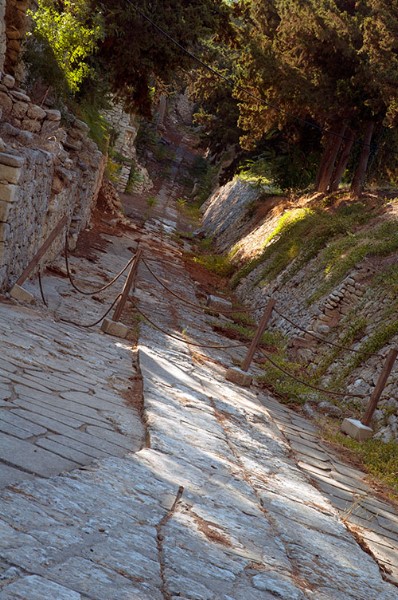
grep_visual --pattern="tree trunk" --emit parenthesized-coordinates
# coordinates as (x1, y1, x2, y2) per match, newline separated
(350, 121, 375, 197)
(329, 128, 355, 192)
(315, 121, 347, 193)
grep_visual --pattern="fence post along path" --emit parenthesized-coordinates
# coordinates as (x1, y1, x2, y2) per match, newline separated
(342, 348, 398, 441)
(226, 299, 276, 387)
(101, 248, 142, 339)
(10, 215, 68, 304)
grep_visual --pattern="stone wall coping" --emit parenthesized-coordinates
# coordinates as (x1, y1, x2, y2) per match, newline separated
(0, 152, 24, 168)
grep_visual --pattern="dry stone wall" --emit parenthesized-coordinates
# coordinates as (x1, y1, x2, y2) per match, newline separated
(0, 72, 105, 290)
(3, 0, 28, 78)
(104, 103, 152, 194)
(0, 0, 6, 73)
(202, 179, 398, 440)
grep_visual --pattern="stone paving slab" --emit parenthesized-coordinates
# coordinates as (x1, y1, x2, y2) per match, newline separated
(1, 140, 398, 598)
(0, 433, 78, 476)
(262, 395, 398, 585)
(0, 245, 144, 488)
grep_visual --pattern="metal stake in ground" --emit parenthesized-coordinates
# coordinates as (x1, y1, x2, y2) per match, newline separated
(241, 299, 276, 372)
(362, 348, 398, 427)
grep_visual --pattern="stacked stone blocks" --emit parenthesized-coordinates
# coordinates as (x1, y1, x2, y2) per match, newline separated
(0, 71, 105, 291)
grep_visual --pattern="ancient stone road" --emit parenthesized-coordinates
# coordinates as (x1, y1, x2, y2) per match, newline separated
(1, 140, 398, 598)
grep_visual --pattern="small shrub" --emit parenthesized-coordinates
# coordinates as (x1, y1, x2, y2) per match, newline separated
(193, 254, 234, 278)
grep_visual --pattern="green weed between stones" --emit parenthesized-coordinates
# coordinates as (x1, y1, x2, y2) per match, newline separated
(309, 219, 398, 303)
(193, 254, 235, 278)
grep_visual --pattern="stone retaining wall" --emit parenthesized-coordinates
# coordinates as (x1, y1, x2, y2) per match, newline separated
(202, 179, 398, 440)
(0, 0, 5, 73)
(0, 71, 105, 290)
(104, 103, 152, 194)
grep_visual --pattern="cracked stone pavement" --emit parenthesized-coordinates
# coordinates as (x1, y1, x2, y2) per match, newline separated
(1, 142, 398, 598)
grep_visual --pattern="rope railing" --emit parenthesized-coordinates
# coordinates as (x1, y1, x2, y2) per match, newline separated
(257, 347, 366, 399)
(47, 240, 396, 427)
(141, 257, 249, 317)
(272, 306, 384, 358)
(58, 294, 123, 329)
(64, 235, 136, 296)
(131, 299, 249, 350)
(38, 268, 48, 307)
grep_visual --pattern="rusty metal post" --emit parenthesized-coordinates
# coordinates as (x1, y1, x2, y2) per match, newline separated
(362, 348, 398, 426)
(14, 215, 68, 287)
(112, 248, 142, 322)
(241, 299, 276, 372)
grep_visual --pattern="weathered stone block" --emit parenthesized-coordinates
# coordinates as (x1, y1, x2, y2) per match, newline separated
(27, 104, 47, 120)
(0, 152, 24, 168)
(64, 139, 82, 152)
(45, 108, 61, 121)
(2, 74, 15, 89)
(0, 91, 12, 113)
(207, 294, 233, 312)
(0, 183, 18, 203)
(11, 100, 28, 119)
(40, 120, 59, 136)
(341, 418, 373, 442)
(7, 39, 21, 52)
(10, 89, 30, 102)
(73, 118, 89, 132)
(0, 200, 10, 221)
(0, 222, 10, 241)
(226, 366, 253, 387)
(7, 31, 22, 41)
(22, 118, 41, 134)
(0, 163, 22, 184)
(100, 318, 131, 339)
(10, 284, 35, 304)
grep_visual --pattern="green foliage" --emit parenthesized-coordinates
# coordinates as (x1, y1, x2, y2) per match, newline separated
(28, 0, 104, 94)
(257, 347, 330, 406)
(193, 253, 235, 277)
(146, 195, 157, 208)
(189, 0, 398, 190)
(347, 316, 398, 373)
(310, 218, 398, 302)
(92, 0, 230, 115)
(105, 157, 122, 183)
(375, 263, 398, 294)
(314, 315, 368, 382)
(77, 100, 110, 152)
(211, 319, 254, 342)
(231, 202, 372, 288)
(125, 163, 144, 194)
(189, 156, 219, 206)
(176, 198, 202, 224)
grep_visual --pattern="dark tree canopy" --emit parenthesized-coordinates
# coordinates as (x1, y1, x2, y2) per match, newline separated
(27, 0, 230, 115)
(190, 0, 398, 193)
(93, 0, 229, 115)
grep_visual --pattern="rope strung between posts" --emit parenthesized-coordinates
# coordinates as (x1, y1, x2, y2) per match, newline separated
(257, 347, 366, 399)
(64, 235, 136, 296)
(37, 268, 48, 307)
(141, 257, 249, 316)
(272, 306, 385, 359)
(131, 299, 249, 350)
(58, 294, 122, 329)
